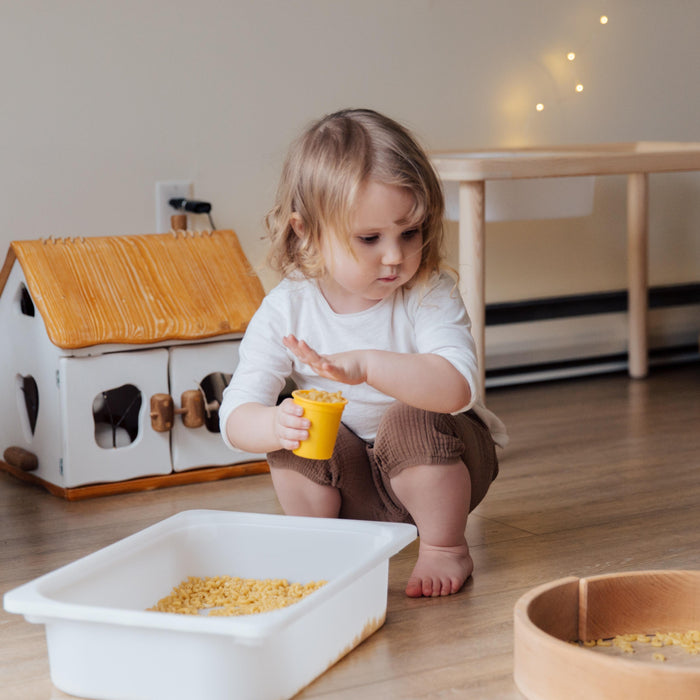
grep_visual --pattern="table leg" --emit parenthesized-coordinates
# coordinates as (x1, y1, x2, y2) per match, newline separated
(459, 180, 486, 400)
(627, 172, 649, 378)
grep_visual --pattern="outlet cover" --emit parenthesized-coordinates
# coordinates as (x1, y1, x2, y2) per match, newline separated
(155, 181, 193, 233)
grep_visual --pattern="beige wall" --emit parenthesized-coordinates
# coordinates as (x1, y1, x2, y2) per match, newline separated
(2, 0, 699, 301)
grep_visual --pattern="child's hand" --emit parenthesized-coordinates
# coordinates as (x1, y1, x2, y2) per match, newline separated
(283, 335, 367, 385)
(274, 398, 311, 451)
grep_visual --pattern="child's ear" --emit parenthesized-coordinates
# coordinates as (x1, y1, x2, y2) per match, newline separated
(289, 213, 306, 239)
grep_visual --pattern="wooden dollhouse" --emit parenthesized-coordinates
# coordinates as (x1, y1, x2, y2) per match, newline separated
(0, 229, 268, 499)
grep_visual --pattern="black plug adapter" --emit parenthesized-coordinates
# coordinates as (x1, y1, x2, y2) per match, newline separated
(168, 198, 212, 214)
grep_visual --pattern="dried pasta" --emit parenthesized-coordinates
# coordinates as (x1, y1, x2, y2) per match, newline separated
(576, 630, 700, 661)
(148, 575, 327, 616)
(298, 389, 345, 403)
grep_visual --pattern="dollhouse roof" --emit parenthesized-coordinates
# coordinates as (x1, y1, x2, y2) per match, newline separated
(0, 230, 265, 349)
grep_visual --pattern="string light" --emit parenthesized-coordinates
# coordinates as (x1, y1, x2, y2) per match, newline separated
(529, 13, 608, 119)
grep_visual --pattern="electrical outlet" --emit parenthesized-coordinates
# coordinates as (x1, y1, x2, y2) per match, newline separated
(155, 181, 193, 233)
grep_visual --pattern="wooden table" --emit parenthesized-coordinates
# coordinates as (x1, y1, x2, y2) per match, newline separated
(431, 142, 700, 399)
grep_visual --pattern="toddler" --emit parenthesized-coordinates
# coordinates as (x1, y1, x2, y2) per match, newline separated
(220, 108, 508, 597)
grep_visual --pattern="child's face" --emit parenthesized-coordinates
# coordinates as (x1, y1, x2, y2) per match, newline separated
(318, 180, 423, 314)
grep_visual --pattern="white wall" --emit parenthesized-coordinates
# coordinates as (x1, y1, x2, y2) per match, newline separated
(2, 0, 699, 300)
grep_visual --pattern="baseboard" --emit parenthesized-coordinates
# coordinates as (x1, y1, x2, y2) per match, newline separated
(484, 284, 700, 386)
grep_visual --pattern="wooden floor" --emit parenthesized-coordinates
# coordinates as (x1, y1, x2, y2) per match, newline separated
(1, 362, 699, 699)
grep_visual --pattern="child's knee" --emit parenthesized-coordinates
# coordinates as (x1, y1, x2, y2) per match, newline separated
(373, 404, 464, 477)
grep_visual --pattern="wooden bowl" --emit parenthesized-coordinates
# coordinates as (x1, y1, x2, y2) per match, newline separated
(514, 570, 700, 700)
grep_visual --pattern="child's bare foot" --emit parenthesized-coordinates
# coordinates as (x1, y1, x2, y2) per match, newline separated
(405, 540, 473, 598)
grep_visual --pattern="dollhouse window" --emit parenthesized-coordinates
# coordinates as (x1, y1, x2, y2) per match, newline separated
(18, 283, 35, 316)
(92, 384, 142, 449)
(17, 374, 39, 438)
(199, 372, 232, 433)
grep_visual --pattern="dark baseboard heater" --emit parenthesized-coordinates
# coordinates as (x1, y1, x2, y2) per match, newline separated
(484, 283, 700, 387)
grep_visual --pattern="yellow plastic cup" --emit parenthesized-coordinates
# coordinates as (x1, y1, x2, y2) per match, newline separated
(292, 389, 348, 460)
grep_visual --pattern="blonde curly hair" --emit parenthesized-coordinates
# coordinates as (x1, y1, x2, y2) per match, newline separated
(265, 109, 447, 287)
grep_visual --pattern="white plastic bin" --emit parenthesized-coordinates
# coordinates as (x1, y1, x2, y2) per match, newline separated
(4, 510, 416, 700)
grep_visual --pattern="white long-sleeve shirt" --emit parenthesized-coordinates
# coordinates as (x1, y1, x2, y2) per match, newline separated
(219, 272, 508, 448)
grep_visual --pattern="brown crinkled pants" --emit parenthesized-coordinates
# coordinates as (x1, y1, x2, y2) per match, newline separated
(266, 402, 499, 524)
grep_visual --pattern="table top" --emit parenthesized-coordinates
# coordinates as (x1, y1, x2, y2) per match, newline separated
(431, 141, 700, 181)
